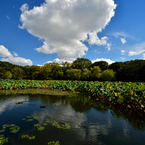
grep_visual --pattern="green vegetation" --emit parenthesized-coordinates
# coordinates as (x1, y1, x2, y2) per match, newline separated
(47, 141, 60, 145)
(0, 124, 20, 134)
(0, 116, 71, 144)
(1, 58, 145, 81)
(34, 124, 45, 131)
(1, 80, 145, 113)
(21, 134, 35, 140)
(0, 134, 8, 145)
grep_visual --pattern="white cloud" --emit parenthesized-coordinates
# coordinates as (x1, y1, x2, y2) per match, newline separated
(0, 45, 33, 66)
(13, 51, 18, 57)
(1, 56, 33, 66)
(143, 53, 145, 59)
(121, 50, 125, 55)
(121, 38, 126, 44)
(0, 45, 13, 57)
(111, 32, 134, 39)
(127, 42, 145, 57)
(128, 50, 145, 56)
(88, 32, 111, 50)
(91, 58, 115, 65)
(19, 0, 117, 62)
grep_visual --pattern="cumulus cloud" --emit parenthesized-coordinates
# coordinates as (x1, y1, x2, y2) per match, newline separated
(91, 58, 115, 65)
(1, 56, 33, 66)
(121, 50, 125, 55)
(0, 45, 13, 57)
(0, 45, 33, 66)
(121, 38, 126, 44)
(19, 0, 117, 61)
(88, 32, 111, 50)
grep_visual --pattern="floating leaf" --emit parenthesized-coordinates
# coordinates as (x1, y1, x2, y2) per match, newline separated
(0, 134, 9, 145)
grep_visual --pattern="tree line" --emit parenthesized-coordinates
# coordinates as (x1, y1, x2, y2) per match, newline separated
(0, 58, 145, 82)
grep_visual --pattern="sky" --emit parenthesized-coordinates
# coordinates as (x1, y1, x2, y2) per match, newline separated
(1, 0, 145, 66)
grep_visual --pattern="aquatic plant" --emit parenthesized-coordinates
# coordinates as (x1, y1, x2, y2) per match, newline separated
(0, 130, 5, 133)
(10, 125, 20, 133)
(1, 124, 20, 134)
(26, 119, 33, 122)
(33, 116, 39, 119)
(51, 121, 71, 130)
(0, 134, 8, 145)
(34, 124, 45, 131)
(21, 134, 35, 140)
(47, 141, 60, 145)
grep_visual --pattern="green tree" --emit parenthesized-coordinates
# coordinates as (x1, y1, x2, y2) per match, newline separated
(91, 61, 109, 71)
(4, 71, 12, 79)
(48, 62, 63, 80)
(66, 69, 81, 80)
(109, 62, 124, 72)
(11, 67, 23, 79)
(100, 69, 115, 81)
(0, 67, 6, 79)
(29, 65, 43, 79)
(81, 68, 91, 80)
(71, 58, 92, 70)
(41, 63, 52, 80)
(90, 66, 101, 80)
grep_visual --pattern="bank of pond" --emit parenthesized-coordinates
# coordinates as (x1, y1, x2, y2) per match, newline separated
(1, 79, 145, 116)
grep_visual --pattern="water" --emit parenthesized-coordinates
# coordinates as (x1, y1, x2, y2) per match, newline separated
(0, 94, 145, 145)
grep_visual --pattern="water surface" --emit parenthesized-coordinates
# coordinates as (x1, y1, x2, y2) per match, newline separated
(0, 94, 145, 145)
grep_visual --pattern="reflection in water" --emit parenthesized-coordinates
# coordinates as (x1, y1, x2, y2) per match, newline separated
(0, 94, 145, 145)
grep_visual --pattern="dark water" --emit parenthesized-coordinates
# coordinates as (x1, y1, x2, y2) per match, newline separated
(0, 94, 145, 145)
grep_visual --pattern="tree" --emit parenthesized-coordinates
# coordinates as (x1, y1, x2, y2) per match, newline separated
(66, 69, 81, 80)
(81, 69, 91, 81)
(100, 69, 115, 81)
(41, 63, 52, 80)
(4, 71, 12, 79)
(71, 58, 92, 70)
(11, 67, 23, 79)
(0, 67, 6, 79)
(48, 62, 63, 80)
(91, 61, 109, 71)
(109, 62, 124, 72)
(29, 65, 43, 79)
(90, 66, 101, 81)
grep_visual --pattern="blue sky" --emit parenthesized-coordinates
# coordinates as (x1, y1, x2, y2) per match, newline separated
(0, 0, 145, 66)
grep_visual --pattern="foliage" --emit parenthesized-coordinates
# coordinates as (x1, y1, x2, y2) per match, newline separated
(66, 69, 81, 80)
(100, 69, 115, 81)
(1, 79, 145, 110)
(11, 67, 23, 80)
(48, 141, 60, 145)
(0, 134, 8, 145)
(90, 66, 101, 80)
(91, 61, 109, 71)
(81, 69, 91, 80)
(71, 58, 92, 70)
(4, 71, 12, 79)
(21, 134, 35, 140)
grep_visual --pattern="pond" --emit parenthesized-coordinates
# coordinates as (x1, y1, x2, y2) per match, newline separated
(0, 94, 145, 145)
